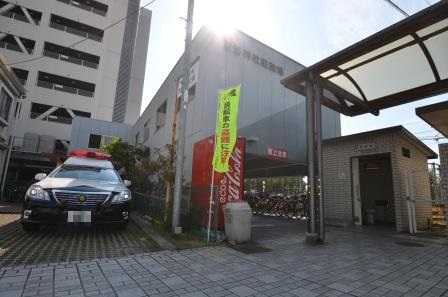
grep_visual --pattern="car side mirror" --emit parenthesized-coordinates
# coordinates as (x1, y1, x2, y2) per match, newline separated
(35, 173, 47, 181)
(124, 180, 131, 187)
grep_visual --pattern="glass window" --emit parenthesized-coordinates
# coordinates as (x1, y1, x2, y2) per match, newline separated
(88, 134, 115, 149)
(188, 85, 196, 102)
(144, 120, 150, 141)
(88, 134, 102, 149)
(156, 101, 167, 129)
(0, 88, 12, 121)
(50, 166, 120, 182)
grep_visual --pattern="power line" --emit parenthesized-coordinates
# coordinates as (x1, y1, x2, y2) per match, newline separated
(5, 0, 157, 66)
(413, 129, 439, 134)
(383, 0, 410, 17)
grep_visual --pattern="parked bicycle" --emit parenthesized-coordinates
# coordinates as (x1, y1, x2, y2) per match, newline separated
(245, 192, 309, 219)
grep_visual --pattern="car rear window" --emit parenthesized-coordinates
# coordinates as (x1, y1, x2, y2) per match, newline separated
(49, 166, 121, 182)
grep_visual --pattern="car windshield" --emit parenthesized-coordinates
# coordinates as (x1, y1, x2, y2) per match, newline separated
(49, 166, 121, 183)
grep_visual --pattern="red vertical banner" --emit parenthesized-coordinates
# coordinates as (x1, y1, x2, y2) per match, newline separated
(191, 136, 245, 229)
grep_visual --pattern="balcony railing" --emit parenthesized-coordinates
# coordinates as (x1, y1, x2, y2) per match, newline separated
(43, 50, 98, 69)
(1, 11, 40, 25)
(56, 0, 107, 16)
(0, 40, 34, 54)
(49, 21, 103, 42)
(36, 80, 94, 98)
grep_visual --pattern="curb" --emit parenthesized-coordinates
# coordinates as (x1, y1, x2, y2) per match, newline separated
(130, 213, 176, 251)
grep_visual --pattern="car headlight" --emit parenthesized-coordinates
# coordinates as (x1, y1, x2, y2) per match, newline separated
(26, 185, 50, 201)
(111, 190, 131, 203)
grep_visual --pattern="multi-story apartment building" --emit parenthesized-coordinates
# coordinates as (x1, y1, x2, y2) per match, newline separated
(0, 54, 26, 194)
(0, 0, 150, 194)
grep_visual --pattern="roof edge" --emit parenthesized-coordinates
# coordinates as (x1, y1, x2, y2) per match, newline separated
(323, 125, 438, 159)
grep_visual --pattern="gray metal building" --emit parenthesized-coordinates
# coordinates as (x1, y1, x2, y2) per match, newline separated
(69, 27, 341, 181)
(132, 26, 341, 182)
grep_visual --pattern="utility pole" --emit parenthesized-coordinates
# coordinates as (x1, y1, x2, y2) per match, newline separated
(165, 83, 179, 224)
(172, 0, 194, 234)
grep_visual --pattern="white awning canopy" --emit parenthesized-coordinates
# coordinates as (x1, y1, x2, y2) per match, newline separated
(282, 1, 448, 116)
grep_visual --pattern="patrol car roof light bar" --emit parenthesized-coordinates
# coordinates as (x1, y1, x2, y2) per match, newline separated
(68, 150, 112, 160)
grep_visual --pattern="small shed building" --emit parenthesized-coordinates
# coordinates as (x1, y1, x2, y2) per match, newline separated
(323, 126, 437, 232)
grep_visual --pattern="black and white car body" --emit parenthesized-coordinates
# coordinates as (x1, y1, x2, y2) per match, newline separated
(21, 152, 132, 231)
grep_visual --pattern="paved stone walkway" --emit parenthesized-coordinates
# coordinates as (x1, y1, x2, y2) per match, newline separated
(1, 226, 448, 297)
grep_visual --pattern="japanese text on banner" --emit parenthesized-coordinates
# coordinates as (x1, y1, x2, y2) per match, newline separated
(212, 85, 241, 173)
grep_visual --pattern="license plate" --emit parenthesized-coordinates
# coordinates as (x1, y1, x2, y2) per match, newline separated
(67, 211, 91, 223)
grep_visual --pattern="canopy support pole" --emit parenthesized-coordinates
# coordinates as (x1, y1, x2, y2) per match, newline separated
(315, 78, 325, 243)
(305, 74, 318, 243)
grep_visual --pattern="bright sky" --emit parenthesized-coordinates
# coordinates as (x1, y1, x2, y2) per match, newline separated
(139, 0, 447, 158)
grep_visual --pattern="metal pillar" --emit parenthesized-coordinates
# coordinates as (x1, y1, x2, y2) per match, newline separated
(305, 76, 317, 242)
(315, 79, 325, 242)
(172, 0, 194, 234)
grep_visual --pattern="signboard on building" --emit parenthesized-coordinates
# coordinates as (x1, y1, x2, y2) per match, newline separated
(176, 60, 199, 98)
(267, 147, 288, 160)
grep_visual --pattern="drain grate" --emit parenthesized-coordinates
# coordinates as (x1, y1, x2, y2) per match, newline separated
(228, 242, 272, 254)
(395, 241, 424, 247)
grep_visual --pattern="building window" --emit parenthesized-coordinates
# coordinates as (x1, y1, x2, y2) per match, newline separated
(402, 147, 411, 158)
(88, 134, 115, 150)
(144, 120, 150, 142)
(156, 101, 167, 129)
(135, 132, 140, 146)
(0, 88, 12, 121)
(188, 85, 196, 102)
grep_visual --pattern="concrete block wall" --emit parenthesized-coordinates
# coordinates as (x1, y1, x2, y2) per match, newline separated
(440, 143, 448, 201)
(323, 133, 397, 226)
(395, 136, 433, 230)
(323, 130, 433, 232)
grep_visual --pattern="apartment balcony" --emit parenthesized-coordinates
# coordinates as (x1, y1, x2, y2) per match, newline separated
(56, 0, 108, 17)
(43, 42, 99, 69)
(12, 68, 28, 86)
(36, 71, 95, 98)
(36, 80, 94, 98)
(50, 14, 104, 42)
(0, 34, 35, 55)
(29, 102, 91, 126)
(0, 1, 42, 25)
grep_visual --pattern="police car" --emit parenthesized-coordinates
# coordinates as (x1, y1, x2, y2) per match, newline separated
(21, 151, 132, 231)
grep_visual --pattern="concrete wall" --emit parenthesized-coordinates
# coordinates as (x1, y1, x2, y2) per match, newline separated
(440, 143, 448, 201)
(133, 27, 341, 182)
(323, 130, 433, 232)
(0, 0, 149, 142)
(69, 117, 133, 151)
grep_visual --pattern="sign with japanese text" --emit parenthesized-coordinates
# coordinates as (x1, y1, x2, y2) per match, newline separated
(176, 60, 199, 98)
(212, 85, 241, 173)
(267, 147, 288, 160)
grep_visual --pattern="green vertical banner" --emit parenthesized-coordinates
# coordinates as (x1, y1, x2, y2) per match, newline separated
(212, 85, 241, 173)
